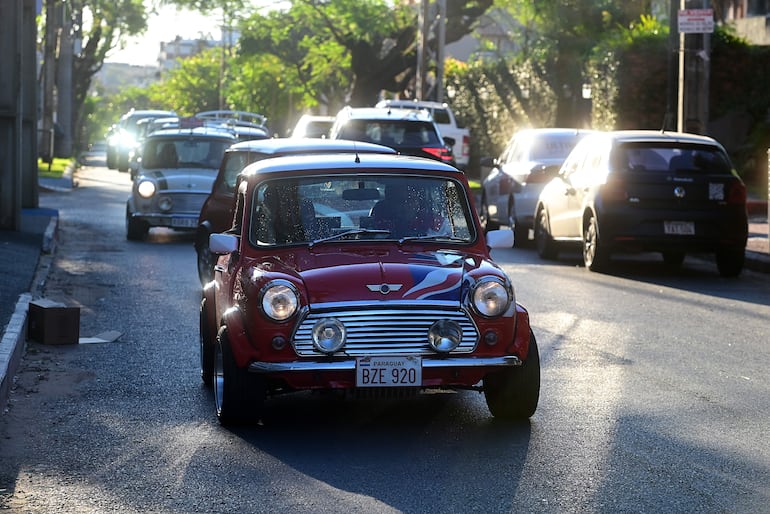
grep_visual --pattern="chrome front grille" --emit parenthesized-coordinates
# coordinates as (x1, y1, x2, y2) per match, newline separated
(292, 306, 479, 357)
(156, 192, 206, 213)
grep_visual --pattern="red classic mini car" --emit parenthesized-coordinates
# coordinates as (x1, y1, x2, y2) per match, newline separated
(200, 152, 540, 424)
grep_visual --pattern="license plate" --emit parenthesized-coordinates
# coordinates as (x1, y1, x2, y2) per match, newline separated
(171, 217, 197, 228)
(664, 221, 694, 235)
(356, 356, 422, 387)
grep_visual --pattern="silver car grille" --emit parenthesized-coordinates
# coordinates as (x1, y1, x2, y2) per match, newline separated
(155, 192, 206, 213)
(292, 306, 479, 357)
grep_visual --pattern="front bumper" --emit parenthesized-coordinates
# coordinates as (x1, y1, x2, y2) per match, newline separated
(249, 355, 521, 373)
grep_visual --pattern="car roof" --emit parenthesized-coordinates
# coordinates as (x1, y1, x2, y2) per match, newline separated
(376, 99, 449, 110)
(515, 128, 594, 137)
(225, 137, 397, 155)
(337, 107, 434, 123)
(239, 152, 462, 178)
(604, 130, 722, 145)
(121, 109, 175, 121)
(146, 126, 237, 140)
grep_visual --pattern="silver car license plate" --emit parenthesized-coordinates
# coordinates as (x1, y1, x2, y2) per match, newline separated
(356, 356, 422, 387)
(664, 221, 694, 235)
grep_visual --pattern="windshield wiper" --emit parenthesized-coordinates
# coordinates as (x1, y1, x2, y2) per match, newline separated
(398, 234, 467, 244)
(309, 228, 391, 247)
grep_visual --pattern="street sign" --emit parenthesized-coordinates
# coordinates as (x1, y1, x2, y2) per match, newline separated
(678, 9, 714, 34)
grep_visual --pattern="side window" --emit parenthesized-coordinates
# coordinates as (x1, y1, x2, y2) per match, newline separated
(223, 154, 248, 191)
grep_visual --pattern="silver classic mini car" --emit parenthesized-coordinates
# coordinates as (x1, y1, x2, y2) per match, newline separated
(200, 152, 540, 425)
(126, 124, 236, 240)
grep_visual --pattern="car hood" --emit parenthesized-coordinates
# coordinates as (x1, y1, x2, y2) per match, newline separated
(246, 248, 498, 305)
(139, 167, 217, 191)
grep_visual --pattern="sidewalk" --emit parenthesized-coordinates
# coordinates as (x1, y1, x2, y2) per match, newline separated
(1, 169, 769, 409)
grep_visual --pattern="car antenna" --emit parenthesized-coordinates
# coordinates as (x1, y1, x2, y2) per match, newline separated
(354, 141, 360, 163)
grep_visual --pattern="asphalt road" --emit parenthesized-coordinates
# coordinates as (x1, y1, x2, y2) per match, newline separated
(1, 166, 769, 513)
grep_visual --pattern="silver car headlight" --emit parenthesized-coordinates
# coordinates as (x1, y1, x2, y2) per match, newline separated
(137, 180, 156, 198)
(260, 280, 299, 322)
(311, 318, 346, 354)
(471, 277, 512, 318)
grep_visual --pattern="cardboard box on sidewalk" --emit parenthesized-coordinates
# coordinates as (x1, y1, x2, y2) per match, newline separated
(27, 299, 80, 345)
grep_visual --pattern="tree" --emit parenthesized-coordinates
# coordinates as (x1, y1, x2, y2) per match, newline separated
(496, 0, 648, 126)
(237, 0, 494, 108)
(66, 0, 149, 149)
(147, 48, 222, 114)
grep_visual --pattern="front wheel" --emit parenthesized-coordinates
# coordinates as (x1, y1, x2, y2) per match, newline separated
(196, 232, 215, 285)
(484, 331, 540, 421)
(715, 246, 744, 277)
(199, 299, 215, 387)
(214, 328, 265, 425)
(583, 215, 610, 271)
(534, 209, 559, 260)
(126, 207, 148, 241)
(480, 195, 500, 232)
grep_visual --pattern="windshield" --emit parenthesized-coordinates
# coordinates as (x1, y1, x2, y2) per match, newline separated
(247, 174, 475, 247)
(530, 134, 583, 161)
(142, 138, 231, 169)
(611, 143, 733, 175)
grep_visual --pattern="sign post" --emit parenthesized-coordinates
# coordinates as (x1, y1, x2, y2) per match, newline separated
(677, 6, 713, 133)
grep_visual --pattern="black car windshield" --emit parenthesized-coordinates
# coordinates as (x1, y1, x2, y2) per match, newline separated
(612, 142, 733, 175)
(247, 174, 475, 247)
(143, 138, 231, 169)
(339, 120, 442, 148)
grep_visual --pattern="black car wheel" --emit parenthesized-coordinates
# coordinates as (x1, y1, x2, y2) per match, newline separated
(199, 299, 215, 387)
(583, 215, 610, 271)
(534, 208, 559, 260)
(509, 201, 528, 248)
(196, 232, 215, 286)
(480, 194, 500, 232)
(214, 328, 265, 425)
(126, 206, 148, 241)
(716, 246, 744, 277)
(483, 331, 540, 421)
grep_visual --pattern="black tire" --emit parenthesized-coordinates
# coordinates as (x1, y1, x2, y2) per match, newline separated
(480, 195, 500, 232)
(534, 208, 559, 260)
(214, 328, 265, 425)
(126, 207, 148, 241)
(196, 232, 215, 286)
(199, 299, 215, 387)
(583, 214, 610, 271)
(484, 331, 540, 420)
(508, 200, 528, 248)
(662, 251, 685, 270)
(716, 246, 744, 277)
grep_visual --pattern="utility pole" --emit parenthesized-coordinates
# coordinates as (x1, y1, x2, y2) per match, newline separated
(436, 0, 446, 103)
(677, 0, 713, 134)
(57, 0, 74, 157)
(416, 0, 428, 99)
(41, 0, 59, 162)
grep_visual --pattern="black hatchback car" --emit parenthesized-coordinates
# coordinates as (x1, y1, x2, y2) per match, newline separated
(534, 130, 748, 276)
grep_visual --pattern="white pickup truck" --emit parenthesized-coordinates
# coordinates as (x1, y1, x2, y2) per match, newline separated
(375, 99, 471, 170)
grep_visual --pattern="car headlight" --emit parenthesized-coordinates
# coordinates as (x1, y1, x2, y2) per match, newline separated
(311, 318, 346, 354)
(471, 278, 512, 318)
(158, 196, 173, 212)
(137, 180, 156, 198)
(261, 280, 299, 322)
(428, 319, 462, 353)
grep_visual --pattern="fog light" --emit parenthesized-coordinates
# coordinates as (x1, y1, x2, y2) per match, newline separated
(158, 196, 173, 211)
(271, 335, 287, 351)
(428, 319, 462, 353)
(312, 318, 346, 354)
(483, 330, 498, 346)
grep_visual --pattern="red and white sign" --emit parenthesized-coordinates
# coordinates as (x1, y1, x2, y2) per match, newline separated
(678, 9, 714, 34)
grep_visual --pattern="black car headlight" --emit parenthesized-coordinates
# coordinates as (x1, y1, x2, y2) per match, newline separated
(260, 280, 299, 322)
(470, 277, 512, 318)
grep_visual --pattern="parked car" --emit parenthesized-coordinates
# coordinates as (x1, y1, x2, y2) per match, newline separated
(290, 114, 335, 138)
(375, 99, 470, 169)
(330, 106, 455, 165)
(195, 138, 396, 284)
(480, 128, 592, 245)
(533, 130, 748, 276)
(200, 152, 540, 424)
(126, 125, 237, 240)
(107, 109, 176, 171)
(195, 110, 270, 142)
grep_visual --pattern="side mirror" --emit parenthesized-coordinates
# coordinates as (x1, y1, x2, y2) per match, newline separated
(486, 229, 514, 249)
(209, 233, 239, 254)
(443, 136, 456, 148)
(479, 156, 495, 168)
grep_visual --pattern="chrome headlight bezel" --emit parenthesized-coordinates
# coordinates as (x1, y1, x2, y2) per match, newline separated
(137, 180, 157, 198)
(470, 277, 512, 318)
(311, 318, 347, 354)
(260, 280, 300, 322)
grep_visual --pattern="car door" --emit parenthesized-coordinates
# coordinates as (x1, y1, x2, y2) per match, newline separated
(547, 143, 591, 238)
